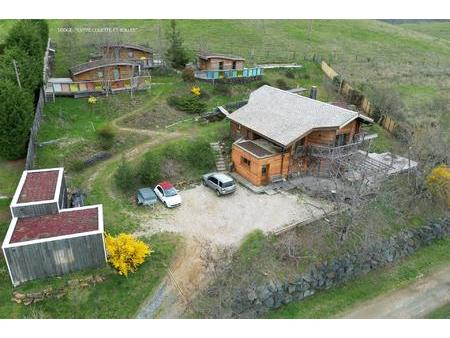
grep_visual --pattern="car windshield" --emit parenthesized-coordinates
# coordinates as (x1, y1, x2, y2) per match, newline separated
(164, 188, 178, 197)
(221, 181, 234, 188)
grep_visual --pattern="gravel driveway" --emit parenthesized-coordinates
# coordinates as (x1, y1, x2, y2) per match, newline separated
(138, 185, 331, 246)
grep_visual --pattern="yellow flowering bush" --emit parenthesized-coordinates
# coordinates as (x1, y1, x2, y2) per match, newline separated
(88, 96, 97, 105)
(191, 86, 201, 96)
(105, 233, 152, 276)
(426, 164, 450, 207)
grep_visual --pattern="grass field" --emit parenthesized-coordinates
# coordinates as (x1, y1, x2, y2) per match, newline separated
(398, 21, 450, 41)
(266, 237, 450, 319)
(425, 303, 450, 319)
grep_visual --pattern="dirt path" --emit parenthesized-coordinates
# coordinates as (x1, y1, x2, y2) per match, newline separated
(342, 265, 450, 319)
(136, 238, 218, 318)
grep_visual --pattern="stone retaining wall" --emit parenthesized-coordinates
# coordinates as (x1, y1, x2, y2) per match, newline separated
(231, 218, 450, 318)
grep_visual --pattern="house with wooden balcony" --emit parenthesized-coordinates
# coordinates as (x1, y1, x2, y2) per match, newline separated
(45, 58, 151, 100)
(226, 85, 373, 186)
(194, 52, 263, 82)
(99, 43, 154, 69)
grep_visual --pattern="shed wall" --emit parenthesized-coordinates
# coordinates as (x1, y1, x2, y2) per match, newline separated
(11, 201, 59, 219)
(4, 233, 106, 286)
(199, 58, 244, 71)
(72, 65, 135, 82)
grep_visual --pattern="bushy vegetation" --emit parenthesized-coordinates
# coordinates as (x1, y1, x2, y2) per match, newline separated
(0, 80, 34, 159)
(167, 94, 207, 114)
(137, 137, 216, 186)
(114, 158, 137, 192)
(105, 233, 152, 276)
(165, 20, 189, 69)
(426, 164, 450, 207)
(0, 20, 49, 160)
(275, 78, 289, 90)
(213, 83, 232, 96)
(181, 67, 195, 82)
(97, 125, 116, 150)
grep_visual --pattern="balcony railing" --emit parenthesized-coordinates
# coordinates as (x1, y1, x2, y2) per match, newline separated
(308, 133, 367, 159)
(194, 67, 263, 80)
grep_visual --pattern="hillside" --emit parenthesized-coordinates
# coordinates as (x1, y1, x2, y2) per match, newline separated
(398, 21, 450, 41)
(47, 19, 449, 128)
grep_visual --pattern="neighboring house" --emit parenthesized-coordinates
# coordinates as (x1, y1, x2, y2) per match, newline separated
(195, 52, 263, 82)
(227, 85, 373, 186)
(45, 59, 150, 100)
(99, 43, 154, 69)
(2, 168, 106, 286)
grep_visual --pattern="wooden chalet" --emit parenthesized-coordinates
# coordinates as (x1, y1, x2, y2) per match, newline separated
(100, 43, 154, 68)
(2, 168, 106, 286)
(227, 86, 373, 186)
(195, 52, 262, 82)
(45, 59, 151, 100)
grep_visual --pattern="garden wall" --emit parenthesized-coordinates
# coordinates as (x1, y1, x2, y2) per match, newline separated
(231, 218, 450, 318)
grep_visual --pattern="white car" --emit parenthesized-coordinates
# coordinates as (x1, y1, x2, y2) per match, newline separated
(154, 181, 182, 208)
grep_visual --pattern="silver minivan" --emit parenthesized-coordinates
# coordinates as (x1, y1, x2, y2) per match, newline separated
(202, 172, 237, 196)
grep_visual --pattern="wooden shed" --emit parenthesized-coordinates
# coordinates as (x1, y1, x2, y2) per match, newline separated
(197, 52, 245, 71)
(2, 168, 106, 286)
(10, 168, 67, 218)
(101, 43, 154, 68)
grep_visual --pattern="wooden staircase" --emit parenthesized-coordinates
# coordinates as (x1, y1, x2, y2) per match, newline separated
(210, 142, 227, 172)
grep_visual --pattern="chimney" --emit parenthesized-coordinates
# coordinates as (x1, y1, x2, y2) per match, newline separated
(309, 86, 317, 100)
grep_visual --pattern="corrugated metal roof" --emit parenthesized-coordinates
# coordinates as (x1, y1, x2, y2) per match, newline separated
(228, 85, 372, 147)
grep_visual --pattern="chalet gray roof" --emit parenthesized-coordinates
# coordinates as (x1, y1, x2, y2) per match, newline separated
(227, 85, 373, 147)
(70, 59, 136, 75)
(197, 52, 245, 61)
(102, 43, 153, 53)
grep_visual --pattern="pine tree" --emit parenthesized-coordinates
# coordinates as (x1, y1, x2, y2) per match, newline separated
(0, 80, 34, 160)
(165, 20, 189, 69)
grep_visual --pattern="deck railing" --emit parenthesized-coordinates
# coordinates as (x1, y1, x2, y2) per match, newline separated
(308, 133, 367, 159)
(45, 75, 151, 98)
(194, 67, 263, 80)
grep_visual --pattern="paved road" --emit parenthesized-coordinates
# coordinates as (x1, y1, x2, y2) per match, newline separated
(342, 265, 450, 319)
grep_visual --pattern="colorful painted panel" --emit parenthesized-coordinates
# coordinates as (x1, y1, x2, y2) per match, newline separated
(87, 82, 95, 91)
(53, 83, 62, 92)
(70, 84, 79, 92)
(79, 83, 87, 92)
(61, 84, 70, 93)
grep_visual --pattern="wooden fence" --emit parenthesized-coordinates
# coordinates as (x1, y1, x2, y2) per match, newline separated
(25, 89, 44, 170)
(319, 60, 396, 132)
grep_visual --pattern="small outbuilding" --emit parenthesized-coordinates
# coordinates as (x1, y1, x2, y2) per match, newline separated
(2, 168, 106, 286)
(197, 52, 245, 71)
(100, 43, 154, 68)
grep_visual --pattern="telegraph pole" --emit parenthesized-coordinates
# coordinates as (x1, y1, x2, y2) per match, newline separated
(12, 59, 22, 88)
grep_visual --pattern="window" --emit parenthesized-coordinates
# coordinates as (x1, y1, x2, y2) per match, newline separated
(208, 177, 218, 185)
(157, 186, 163, 194)
(241, 157, 251, 167)
(128, 50, 134, 58)
(113, 68, 120, 80)
(232, 61, 236, 70)
(336, 134, 348, 146)
(219, 61, 224, 70)
(262, 164, 267, 175)
(97, 71, 104, 79)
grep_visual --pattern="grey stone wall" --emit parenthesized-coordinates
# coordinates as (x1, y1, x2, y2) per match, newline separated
(231, 218, 450, 318)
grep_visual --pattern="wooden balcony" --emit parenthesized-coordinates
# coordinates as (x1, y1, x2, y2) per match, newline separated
(308, 133, 367, 159)
(194, 67, 263, 81)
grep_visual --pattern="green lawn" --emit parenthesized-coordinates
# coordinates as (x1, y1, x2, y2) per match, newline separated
(426, 303, 450, 319)
(266, 237, 450, 319)
(399, 21, 450, 41)
(0, 232, 180, 319)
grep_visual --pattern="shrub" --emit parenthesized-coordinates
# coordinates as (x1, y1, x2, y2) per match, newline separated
(182, 67, 195, 82)
(275, 79, 289, 90)
(285, 68, 296, 79)
(167, 95, 207, 114)
(115, 158, 136, 192)
(68, 158, 85, 172)
(191, 86, 201, 96)
(0, 80, 34, 160)
(426, 164, 450, 207)
(165, 20, 189, 69)
(105, 233, 151, 276)
(213, 83, 232, 96)
(138, 152, 163, 185)
(97, 126, 116, 150)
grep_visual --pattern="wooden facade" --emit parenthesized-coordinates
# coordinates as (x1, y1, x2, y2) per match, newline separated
(2, 168, 106, 286)
(198, 57, 245, 71)
(230, 119, 362, 186)
(3, 232, 106, 286)
(72, 63, 137, 82)
(101, 45, 153, 68)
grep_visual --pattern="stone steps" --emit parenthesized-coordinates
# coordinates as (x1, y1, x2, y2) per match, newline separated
(210, 142, 228, 172)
